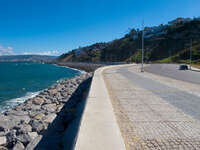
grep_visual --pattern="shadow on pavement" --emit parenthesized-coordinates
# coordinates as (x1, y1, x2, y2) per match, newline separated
(191, 69, 200, 72)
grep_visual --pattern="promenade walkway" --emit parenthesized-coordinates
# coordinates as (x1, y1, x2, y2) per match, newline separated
(74, 64, 200, 150)
(103, 64, 200, 150)
(74, 66, 126, 150)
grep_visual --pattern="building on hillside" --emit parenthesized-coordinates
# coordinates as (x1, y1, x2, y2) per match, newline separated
(168, 17, 191, 25)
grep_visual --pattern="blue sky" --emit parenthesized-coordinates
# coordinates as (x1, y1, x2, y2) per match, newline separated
(0, 0, 199, 56)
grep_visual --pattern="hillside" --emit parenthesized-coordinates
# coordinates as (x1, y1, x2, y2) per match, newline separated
(0, 55, 57, 62)
(57, 17, 200, 64)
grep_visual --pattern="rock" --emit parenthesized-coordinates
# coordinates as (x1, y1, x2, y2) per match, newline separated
(0, 133, 5, 137)
(16, 133, 32, 146)
(13, 126, 24, 135)
(43, 114, 57, 123)
(48, 89, 57, 96)
(14, 123, 32, 134)
(13, 141, 25, 150)
(32, 98, 44, 105)
(24, 125, 32, 133)
(25, 135, 42, 150)
(20, 116, 31, 124)
(29, 105, 41, 111)
(29, 120, 45, 133)
(61, 92, 69, 97)
(13, 106, 22, 111)
(29, 111, 43, 118)
(42, 104, 57, 112)
(56, 104, 64, 112)
(0, 146, 8, 150)
(4, 110, 28, 116)
(43, 99, 52, 104)
(32, 113, 45, 120)
(0, 115, 13, 132)
(6, 130, 17, 148)
(0, 136, 7, 146)
(0, 74, 91, 149)
(51, 98, 59, 105)
(8, 115, 30, 124)
(27, 132, 38, 140)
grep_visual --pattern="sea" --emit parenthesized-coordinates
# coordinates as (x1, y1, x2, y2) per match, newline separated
(0, 62, 80, 112)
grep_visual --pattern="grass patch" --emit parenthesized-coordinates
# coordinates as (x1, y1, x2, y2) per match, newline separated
(192, 64, 200, 69)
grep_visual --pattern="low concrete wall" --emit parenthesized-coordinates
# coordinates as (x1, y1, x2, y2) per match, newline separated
(74, 66, 126, 150)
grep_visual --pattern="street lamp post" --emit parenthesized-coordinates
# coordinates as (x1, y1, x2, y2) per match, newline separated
(190, 39, 193, 70)
(141, 20, 144, 72)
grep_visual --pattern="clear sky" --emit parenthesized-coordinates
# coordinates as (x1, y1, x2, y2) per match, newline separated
(0, 0, 199, 56)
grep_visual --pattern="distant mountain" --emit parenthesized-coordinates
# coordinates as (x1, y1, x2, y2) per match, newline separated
(0, 55, 57, 62)
(57, 17, 200, 64)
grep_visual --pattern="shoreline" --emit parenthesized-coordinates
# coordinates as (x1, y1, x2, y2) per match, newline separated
(0, 73, 92, 150)
(0, 63, 83, 113)
(0, 63, 93, 150)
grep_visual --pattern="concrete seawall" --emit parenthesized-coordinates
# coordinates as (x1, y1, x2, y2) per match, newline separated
(74, 66, 126, 150)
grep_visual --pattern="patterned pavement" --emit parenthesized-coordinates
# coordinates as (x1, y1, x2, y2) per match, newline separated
(103, 65, 200, 150)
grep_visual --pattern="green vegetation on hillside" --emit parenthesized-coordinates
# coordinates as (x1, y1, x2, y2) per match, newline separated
(57, 18, 200, 64)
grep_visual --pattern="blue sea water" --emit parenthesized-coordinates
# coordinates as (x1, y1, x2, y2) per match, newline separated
(0, 62, 80, 111)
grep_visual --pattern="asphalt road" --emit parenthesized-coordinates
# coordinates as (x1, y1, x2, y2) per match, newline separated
(144, 64, 200, 85)
(118, 66, 200, 120)
(103, 65, 200, 149)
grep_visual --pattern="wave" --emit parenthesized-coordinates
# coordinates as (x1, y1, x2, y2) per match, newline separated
(0, 91, 41, 113)
(53, 64, 86, 74)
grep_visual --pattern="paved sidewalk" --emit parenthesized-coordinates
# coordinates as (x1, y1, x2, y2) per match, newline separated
(74, 67, 126, 150)
(103, 64, 200, 150)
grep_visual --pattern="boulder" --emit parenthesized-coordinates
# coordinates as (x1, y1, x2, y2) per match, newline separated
(0, 136, 7, 146)
(14, 123, 32, 134)
(48, 89, 57, 96)
(32, 113, 45, 120)
(24, 125, 32, 133)
(0, 115, 13, 132)
(43, 114, 57, 123)
(56, 104, 64, 112)
(0, 133, 5, 137)
(42, 104, 57, 112)
(29, 111, 44, 118)
(61, 92, 69, 97)
(13, 141, 25, 150)
(25, 135, 42, 150)
(16, 133, 32, 146)
(0, 146, 8, 150)
(30, 105, 41, 111)
(43, 99, 52, 104)
(8, 115, 31, 124)
(32, 98, 44, 105)
(27, 132, 38, 140)
(29, 120, 45, 134)
(6, 130, 17, 148)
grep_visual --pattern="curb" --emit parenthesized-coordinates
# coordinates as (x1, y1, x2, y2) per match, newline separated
(74, 66, 126, 150)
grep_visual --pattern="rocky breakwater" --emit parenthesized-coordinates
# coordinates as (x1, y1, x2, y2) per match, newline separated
(0, 73, 92, 150)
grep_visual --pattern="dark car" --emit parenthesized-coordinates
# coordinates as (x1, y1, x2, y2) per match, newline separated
(179, 64, 188, 70)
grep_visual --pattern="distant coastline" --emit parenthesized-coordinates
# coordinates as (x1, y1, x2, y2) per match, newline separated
(0, 55, 57, 63)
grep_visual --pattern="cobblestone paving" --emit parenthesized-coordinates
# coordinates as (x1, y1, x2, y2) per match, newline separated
(103, 65, 200, 150)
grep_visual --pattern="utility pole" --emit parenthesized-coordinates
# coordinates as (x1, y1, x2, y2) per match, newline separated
(168, 50, 171, 64)
(141, 20, 144, 72)
(190, 39, 193, 70)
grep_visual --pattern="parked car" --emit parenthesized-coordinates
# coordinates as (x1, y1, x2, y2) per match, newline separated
(179, 64, 188, 70)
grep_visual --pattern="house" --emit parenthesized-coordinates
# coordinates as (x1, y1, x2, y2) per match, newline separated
(168, 17, 191, 25)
